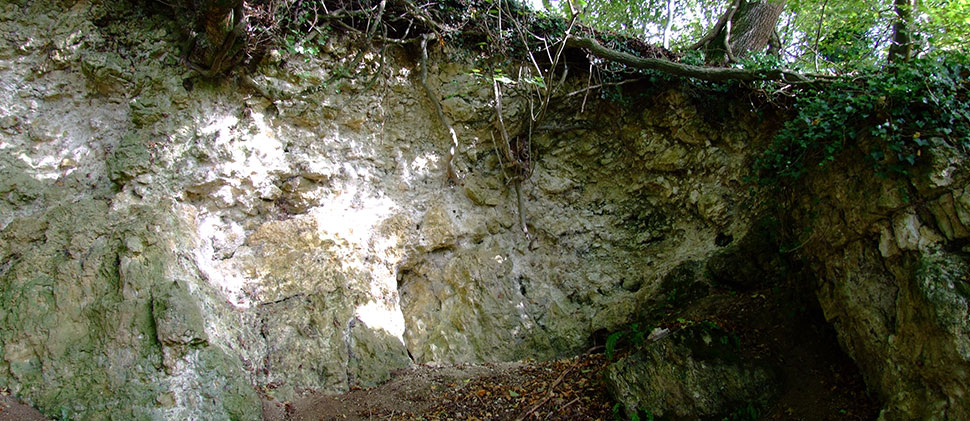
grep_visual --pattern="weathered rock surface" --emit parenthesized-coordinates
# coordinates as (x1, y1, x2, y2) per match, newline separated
(0, 2, 767, 418)
(793, 140, 970, 420)
(606, 323, 779, 419)
(3, 1, 966, 420)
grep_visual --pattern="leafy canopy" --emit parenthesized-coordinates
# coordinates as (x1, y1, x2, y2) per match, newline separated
(535, 0, 970, 72)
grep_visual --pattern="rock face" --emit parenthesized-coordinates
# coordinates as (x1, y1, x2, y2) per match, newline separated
(1, 1, 967, 420)
(792, 140, 970, 420)
(0, 2, 766, 418)
(606, 323, 779, 419)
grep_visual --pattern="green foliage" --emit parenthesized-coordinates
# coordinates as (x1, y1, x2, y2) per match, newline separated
(536, 0, 967, 70)
(753, 52, 970, 185)
(781, 0, 892, 71)
(722, 403, 759, 421)
(605, 323, 648, 359)
(611, 403, 653, 421)
(737, 52, 783, 72)
(543, 0, 721, 48)
(921, 0, 970, 52)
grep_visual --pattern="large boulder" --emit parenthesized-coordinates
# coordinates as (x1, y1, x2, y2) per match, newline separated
(606, 323, 780, 419)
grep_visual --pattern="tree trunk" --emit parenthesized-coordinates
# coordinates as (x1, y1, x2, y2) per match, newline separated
(888, 0, 914, 62)
(172, 0, 246, 76)
(704, 0, 787, 64)
(662, 0, 674, 49)
(198, 0, 242, 48)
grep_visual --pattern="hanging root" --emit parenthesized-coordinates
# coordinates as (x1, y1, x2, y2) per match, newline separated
(492, 77, 531, 237)
(514, 180, 528, 236)
(419, 33, 462, 186)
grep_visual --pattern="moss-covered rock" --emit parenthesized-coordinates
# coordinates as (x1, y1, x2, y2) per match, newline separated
(606, 323, 780, 419)
(107, 131, 152, 186)
(795, 143, 970, 419)
(0, 197, 261, 419)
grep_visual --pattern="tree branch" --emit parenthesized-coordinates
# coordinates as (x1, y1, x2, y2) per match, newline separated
(688, 0, 742, 50)
(566, 36, 826, 84)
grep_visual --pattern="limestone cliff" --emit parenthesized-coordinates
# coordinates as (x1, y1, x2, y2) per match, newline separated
(791, 138, 970, 420)
(0, 2, 764, 418)
(0, 1, 967, 420)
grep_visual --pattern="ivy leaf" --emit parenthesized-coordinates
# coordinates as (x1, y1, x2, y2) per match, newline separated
(493, 75, 514, 84)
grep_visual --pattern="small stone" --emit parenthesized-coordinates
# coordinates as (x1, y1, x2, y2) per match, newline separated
(258, 184, 282, 201)
(417, 203, 457, 251)
(878, 225, 899, 258)
(892, 212, 921, 251)
(463, 178, 502, 207)
(27, 119, 60, 142)
(156, 392, 176, 407)
(441, 96, 476, 122)
(0, 115, 20, 129)
(125, 236, 144, 254)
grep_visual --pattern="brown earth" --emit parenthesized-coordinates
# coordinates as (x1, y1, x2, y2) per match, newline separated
(0, 393, 46, 421)
(261, 355, 616, 421)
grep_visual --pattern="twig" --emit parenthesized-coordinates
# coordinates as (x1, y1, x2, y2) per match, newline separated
(813, 0, 830, 72)
(400, 0, 447, 35)
(492, 79, 515, 164)
(515, 365, 573, 420)
(366, 0, 386, 38)
(534, 13, 579, 126)
(501, 0, 543, 77)
(493, 78, 529, 236)
(580, 62, 593, 113)
(567, 79, 638, 98)
(547, 396, 581, 419)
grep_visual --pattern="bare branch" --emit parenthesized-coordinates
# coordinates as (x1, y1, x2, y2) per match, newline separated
(566, 36, 826, 85)
(689, 0, 742, 50)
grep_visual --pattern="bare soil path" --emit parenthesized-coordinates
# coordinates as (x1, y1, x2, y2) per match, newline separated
(262, 354, 615, 421)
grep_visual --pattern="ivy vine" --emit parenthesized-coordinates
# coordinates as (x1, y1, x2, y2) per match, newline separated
(753, 52, 970, 185)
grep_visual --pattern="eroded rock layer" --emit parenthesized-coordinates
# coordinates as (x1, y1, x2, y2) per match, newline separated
(1, 1, 968, 420)
(0, 2, 763, 418)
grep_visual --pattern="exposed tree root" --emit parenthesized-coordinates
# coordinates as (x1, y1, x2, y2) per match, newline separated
(180, 1, 248, 77)
(419, 33, 462, 186)
(565, 36, 831, 85)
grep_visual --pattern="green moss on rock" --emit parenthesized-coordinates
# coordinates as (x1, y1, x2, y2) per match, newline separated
(107, 132, 152, 185)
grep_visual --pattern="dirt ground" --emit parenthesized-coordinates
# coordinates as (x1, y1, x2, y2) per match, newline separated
(2, 282, 879, 421)
(0, 393, 46, 421)
(263, 282, 880, 421)
(261, 354, 615, 421)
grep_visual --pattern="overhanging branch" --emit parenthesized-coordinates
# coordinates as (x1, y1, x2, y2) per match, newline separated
(566, 37, 829, 85)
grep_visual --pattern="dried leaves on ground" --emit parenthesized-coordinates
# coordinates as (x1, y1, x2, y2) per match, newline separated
(263, 354, 615, 421)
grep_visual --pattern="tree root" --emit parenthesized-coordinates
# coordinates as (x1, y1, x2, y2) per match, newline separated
(566, 36, 833, 85)
(419, 33, 462, 186)
(181, 2, 248, 78)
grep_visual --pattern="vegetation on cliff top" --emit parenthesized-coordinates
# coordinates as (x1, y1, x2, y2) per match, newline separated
(149, 0, 969, 188)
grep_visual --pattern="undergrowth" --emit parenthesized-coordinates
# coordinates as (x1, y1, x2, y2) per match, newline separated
(753, 52, 970, 186)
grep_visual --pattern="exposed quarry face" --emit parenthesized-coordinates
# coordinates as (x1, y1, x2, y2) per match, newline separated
(1, 2, 968, 420)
